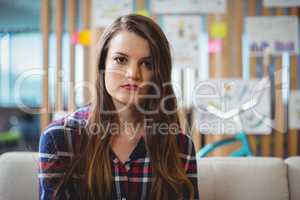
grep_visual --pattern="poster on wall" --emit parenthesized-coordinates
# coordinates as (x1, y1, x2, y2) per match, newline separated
(193, 78, 272, 134)
(264, 0, 300, 7)
(92, 0, 133, 27)
(289, 91, 300, 129)
(161, 15, 201, 68)
(245, 16, 299, 56)
(151, 0, 227, 14)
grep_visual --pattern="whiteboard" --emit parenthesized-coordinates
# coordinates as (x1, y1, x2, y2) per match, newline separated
(162, 15, 201, 69)
(264, 0, 300, 7)
(245, 16, 299, 56)
(151, 0, 227, 14)
(194, 78, 272, 134)
(92, 0, 133, 27)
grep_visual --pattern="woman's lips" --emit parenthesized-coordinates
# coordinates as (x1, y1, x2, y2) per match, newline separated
(120, 84, 139, 91)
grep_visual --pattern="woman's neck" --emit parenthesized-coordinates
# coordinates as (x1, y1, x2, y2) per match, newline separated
(113, 99, 145, 138)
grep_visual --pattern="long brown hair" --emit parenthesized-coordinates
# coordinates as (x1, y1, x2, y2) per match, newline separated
(54, 14, 194, 199)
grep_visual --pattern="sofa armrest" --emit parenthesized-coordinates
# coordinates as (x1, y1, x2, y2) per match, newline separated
(285, 157, 300, 200)
(0, 152, 39, 200)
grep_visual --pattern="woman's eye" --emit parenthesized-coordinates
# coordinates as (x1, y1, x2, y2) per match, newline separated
(142, 60, 152, 70)
(114, 57, 127, 65)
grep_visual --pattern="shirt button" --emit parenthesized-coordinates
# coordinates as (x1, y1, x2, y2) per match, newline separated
(125, 163, 130, 171)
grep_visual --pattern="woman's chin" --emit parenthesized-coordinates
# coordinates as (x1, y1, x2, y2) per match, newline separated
(113, 95, 141, 108)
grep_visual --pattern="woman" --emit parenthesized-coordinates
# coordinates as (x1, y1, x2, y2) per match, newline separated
(39, 14, 199, 200)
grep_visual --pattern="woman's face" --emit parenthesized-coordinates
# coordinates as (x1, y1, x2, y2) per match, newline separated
(104, 30, 154, 108)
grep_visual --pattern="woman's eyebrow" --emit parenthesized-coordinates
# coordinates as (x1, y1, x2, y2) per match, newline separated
(141, 56, 151, 60)
(115, 52, 151, 60)
(114, 52, 128, 57)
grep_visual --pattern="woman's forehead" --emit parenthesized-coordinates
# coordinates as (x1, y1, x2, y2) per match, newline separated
(107, 31, 151, 58)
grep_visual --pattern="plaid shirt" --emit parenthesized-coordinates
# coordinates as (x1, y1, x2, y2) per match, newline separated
(39, 105, 200, 200)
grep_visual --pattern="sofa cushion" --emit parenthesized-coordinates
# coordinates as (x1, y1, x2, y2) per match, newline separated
(0, 152, 39, 200)
(285, 156, 300, 200)
(197, 157, 289, 200)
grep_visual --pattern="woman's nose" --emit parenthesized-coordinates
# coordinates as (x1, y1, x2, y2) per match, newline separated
(125, 63, 141, 80)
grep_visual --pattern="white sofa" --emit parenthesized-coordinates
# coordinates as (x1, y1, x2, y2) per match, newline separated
(0, 152, 299, 200)
(197, 157, 300, 200)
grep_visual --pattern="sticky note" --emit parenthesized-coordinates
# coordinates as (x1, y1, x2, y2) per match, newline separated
(136, 9, 151, 17)
(209, 39, 222, 53)
(72, 30, 91, 46)
(211, 21, 227, 39)
(78, 30, 91, 46)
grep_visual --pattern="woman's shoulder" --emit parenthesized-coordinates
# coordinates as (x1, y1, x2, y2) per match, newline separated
(63, 104, 91, 129)
(39, 104, 91, 152)
(175, 132, 197, 157)
(175, 132, 195, 148)
(175, 132, 198, 176)
(44, 104, 90, 131)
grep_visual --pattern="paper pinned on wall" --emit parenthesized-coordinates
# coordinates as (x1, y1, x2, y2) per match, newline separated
(92, 0, 133, 27)
(264, 0, 300, 7)
(151, 0, 227, 14)
(194, 78, 272, 135)
(289, 90, 300, 129)
(245, 16, 299, 56)
(162, 15, 201, 68)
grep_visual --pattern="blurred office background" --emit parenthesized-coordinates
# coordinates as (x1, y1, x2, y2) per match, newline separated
(0, 0, 300, 158)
